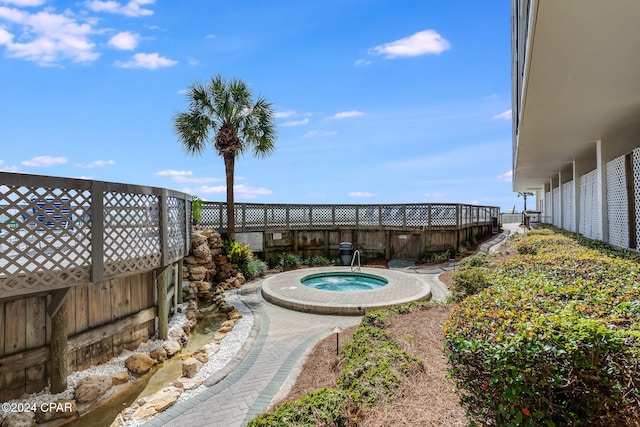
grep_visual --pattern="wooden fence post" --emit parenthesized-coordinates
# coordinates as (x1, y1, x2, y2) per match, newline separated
(156, 265, 172, 340)
(50, 299, 68, 394)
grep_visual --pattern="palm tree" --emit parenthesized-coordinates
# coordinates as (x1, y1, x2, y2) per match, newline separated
(174, 75, 276, 239)
(517, 192, 534, 211)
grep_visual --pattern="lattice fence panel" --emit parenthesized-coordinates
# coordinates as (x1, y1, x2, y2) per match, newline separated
(579, 169, 601, 240)
(429, 205, 457, 227)
(405, 205, 429, 227)
(103, 192, 161, 277)
(552, 187, 561, 227)
(243, 205, 267, 230)
(166, 197, 186, 261)
(562, 181, 575, 232)
(377, 205, 402, 227)
(288, 207, 310, 229)
(606, 156, 628, 248)
(459, 205, 470, 226)
(201, 202, 224, 229)
(310, 206, 335, 227)
(634, 148, 640, 249)
(0, 185, 92, 296)
(356, 205, 380, 227)
(335, 206, 357, 226)
(544, 191, 552, 223)
(265, 206, 287, 228)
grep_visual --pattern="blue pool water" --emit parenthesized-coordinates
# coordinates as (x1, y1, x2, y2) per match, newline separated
(301, 272, 388, 291)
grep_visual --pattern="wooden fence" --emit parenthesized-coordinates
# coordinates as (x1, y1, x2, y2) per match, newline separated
(201, 202, 500, 232)
(0, 172, 190, 401)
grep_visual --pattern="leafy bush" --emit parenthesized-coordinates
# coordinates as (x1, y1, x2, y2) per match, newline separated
(247, 388, 360, 427)
(457, 253, 487, 269)
(450, 267, 491, 302)
(444, 229, 640, 426)
(339, 326, 422, 406)
(418, 250, 450, 264)
(305, 254, 331, 266)
(243, 257, 267, 280)
(191, 196, 203, 223)
(278, 252, 302, 270)
(226, 240, 252, 266)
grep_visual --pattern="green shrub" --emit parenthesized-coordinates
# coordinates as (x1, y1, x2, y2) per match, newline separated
(226, 240, 252, 266)
(278, 252, 302, 270)
(418, 250, 450, 264)
(305, 254, 331, 266)
(243, 257, 267, 280)
(457, 253, 487, 269)
(191, 196, 203, 224)
(339, 325, 422, 406)
(247, 388, 360, 427)
(444, 229, 640, 426)
(450, 267, 491, 302)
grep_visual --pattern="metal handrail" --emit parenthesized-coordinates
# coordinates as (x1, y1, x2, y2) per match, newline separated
(350, 250, 361, 272)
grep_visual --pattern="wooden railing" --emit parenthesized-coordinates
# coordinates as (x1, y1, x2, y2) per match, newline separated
(201, 202, 500, 232)
(0, 172, 191, 299)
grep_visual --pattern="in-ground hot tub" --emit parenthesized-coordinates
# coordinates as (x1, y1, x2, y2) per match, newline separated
(301, 271, 388, 291)
(261, 267, 431, 315)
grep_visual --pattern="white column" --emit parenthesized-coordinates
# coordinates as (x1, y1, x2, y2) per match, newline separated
(596, 140, 608, 242)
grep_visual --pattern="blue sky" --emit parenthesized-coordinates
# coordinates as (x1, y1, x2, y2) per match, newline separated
(0, 0, 517, 211)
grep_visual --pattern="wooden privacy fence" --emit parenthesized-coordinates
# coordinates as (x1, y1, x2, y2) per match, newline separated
(0, 172, 191, 400)
(201, 202, 501, 232)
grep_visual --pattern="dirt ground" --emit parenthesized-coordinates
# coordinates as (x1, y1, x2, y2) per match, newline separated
(277, 304, 469, 426)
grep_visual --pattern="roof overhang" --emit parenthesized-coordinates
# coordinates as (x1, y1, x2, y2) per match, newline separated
(513, 0, 640, 191)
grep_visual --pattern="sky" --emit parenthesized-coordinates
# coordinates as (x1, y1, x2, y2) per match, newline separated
(0, 0, 518, 211)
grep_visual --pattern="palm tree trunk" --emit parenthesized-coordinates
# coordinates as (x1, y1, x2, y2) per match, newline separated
(224, 153, 235, 240)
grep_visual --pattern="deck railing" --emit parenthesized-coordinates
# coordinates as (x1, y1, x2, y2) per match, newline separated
(0, 172, 191, 299)
(201, 202, 500, 232)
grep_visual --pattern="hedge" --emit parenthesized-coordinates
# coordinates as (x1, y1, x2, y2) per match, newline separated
(444, 228, 640, 426)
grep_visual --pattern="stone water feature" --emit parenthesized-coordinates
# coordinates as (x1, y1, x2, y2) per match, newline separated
(0, 228, 249, 427)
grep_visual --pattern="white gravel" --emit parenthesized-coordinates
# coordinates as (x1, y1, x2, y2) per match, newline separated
(0, 289, 254, 423)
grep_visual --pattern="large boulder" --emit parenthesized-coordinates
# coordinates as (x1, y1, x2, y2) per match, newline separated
(75, 375, 112, 403)
(1, 412, 35, 427)
(131, 386, 182, 421)
(112, 372, 130, 385)
(163, 341, 182, 357)
(182, 357, 203, 378)
(125, 353, 155, 376)
(35, 399, 76, 423)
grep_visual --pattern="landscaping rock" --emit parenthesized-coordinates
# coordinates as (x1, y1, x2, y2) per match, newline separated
(34, 399, 76, 423)
(189, 266, 207, 281)
(174, 377, 202, 390)
(192, 348, 209, 364)
(75, 375, 112, 403)
(1, 412, 35, 427)
(131, 386, 182, 421)
(163, 341, 182, 357)
(182, 357, 203, 378)
(112, 371, 130, 385)
(149, 347, 168, 363)
(125, 353, 155, 376)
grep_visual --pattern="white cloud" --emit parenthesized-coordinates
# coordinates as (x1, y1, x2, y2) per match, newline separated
(274, 110, 296, 119)
(349, 191, 375, 198)
(0, 6, 99, 64)
(492, 109, 512, 120)
(2, 0, 45, 6)
(85, 0, 155, 17)
(117, 52, 177, 69)
(282, 118, 309, 127)
(21, 155, 67, 167)
(0, 159, 19, 172)
(75, 159, 116, 168)
(423, 192, 445, 198)
(372, 30, 450, 59)
(155, 169, 221, 184)
(108, 31, 139, 50)
(303, 130, 337, 138)
(156, 169, 192, 177)
(196, 184, 272, 199)
(497, 170, 513, 182)
(354, 58, 371, 66)
(327, 110, 363, 120)
(308, 191, 326, 198)
(205, 34, 215, 39)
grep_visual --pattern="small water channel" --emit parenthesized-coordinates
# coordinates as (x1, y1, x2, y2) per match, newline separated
(66, 302, 226, 426)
